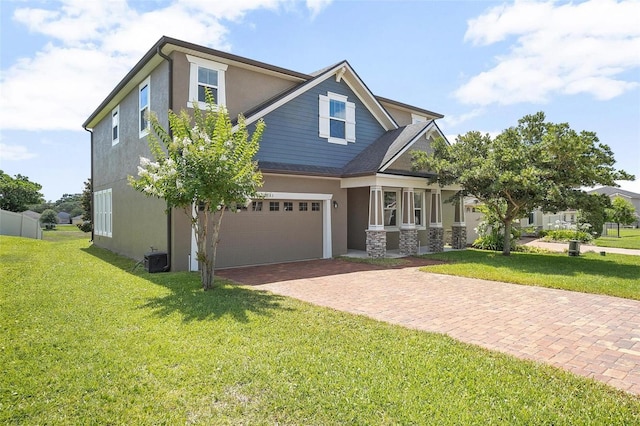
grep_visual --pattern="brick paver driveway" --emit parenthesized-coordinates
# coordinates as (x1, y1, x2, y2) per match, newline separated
(219, 259, 640, 395)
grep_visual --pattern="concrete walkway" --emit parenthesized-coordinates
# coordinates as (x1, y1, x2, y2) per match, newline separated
(524, 238, 640, 256)
(220, 259, 640, 395)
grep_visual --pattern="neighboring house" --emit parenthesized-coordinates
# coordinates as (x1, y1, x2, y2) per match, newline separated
(57, 212, 72, 224)
(515, 186, 640, 232)
(71, 215, 84, 225)
(21, 210, 42, 221)
(83, 36, 466, 271)
(589, 186, 640, 228)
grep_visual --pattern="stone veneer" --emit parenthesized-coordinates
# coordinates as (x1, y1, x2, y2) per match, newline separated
(399, 228, 418, 256)
(428, 227, 444, 252)
(366, 230, 386, 258)
(451, 225, 467, 249)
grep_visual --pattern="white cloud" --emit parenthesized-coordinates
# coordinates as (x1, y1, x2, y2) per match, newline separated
(455, 0, 640, 106)
(0, 0, 332, 132)
(0, 144, 38, 161)
(306, 0, 333, 18)
(441, 108, 485, 127)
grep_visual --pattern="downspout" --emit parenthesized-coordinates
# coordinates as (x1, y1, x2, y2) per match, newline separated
(83, 126, 94, 242)
(157, 45, 173, 271)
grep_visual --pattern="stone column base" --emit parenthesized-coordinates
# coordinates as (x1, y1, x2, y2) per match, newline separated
(399, 228, 418, 256)
(366, 230, 386, 258)
(428, 227, 444, 252)
(451, 225, 467, 249)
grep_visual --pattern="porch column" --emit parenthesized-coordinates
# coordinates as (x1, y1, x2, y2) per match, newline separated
(451, 196, 467, 249)
(400, 187, 418, 255)
(428, 189, 444, 252)
(366, 185, 386, 258)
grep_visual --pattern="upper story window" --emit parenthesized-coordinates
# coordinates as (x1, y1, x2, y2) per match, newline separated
(111, 105, 120, 145)
(139, 77, 150, 138)
(319, 92, 355, 145)
(186, 54, 228, 109)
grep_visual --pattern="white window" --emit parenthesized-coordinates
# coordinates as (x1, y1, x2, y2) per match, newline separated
(111, 105, 120, 145)
(319, 92, 355, 145)
(186, 54, 228, 108)
(383, 190, 398, 227)
(94, 189, 112, 237)
(414, 191, 425, 227)
(139, 77, 150, 138)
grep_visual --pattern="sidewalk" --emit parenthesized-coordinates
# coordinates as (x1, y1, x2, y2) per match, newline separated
(524, 238, 640, 256)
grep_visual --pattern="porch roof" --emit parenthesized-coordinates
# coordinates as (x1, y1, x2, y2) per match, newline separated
(341, 121, 436, 178)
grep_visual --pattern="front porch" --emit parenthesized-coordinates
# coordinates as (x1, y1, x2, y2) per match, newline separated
(345, 183, 467, 259)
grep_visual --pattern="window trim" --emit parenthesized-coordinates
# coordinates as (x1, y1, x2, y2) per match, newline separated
(319, 92, 356, 145)
(139, 77, 150, 138)
(186, 54, 228, 109)
(383, 189, 399, 230)
(111, 105, 120, 146)
(414, 190, 426, 229)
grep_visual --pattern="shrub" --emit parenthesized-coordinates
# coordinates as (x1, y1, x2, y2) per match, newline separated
(542, 229, 593, 243)
(77, 221, 92, 233)
(40, 209, 58, 229)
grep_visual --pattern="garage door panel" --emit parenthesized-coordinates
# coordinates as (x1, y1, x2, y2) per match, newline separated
(215, 200, 323, 268)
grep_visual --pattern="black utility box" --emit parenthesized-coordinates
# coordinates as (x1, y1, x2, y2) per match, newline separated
(144, 251, 168, 273)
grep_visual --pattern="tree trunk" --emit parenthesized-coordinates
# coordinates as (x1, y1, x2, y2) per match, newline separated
(617, 222, 620, 238)
(502, 220, 512, 256)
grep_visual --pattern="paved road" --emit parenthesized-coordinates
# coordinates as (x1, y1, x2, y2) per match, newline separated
(221, 260, 640, 395)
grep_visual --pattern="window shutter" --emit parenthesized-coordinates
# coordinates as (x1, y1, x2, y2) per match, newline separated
(319, 94, 330, 138)
(346, 101, 356, 142)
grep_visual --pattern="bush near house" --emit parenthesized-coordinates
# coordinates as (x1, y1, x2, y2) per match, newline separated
(542, 229, 594, 243)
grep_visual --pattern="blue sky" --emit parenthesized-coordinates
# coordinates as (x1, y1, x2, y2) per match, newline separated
(1, 0, 639, 201)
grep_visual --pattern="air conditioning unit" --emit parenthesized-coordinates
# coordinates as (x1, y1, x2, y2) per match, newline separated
(144, 251, 168, 273)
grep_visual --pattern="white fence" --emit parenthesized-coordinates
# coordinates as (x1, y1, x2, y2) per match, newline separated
(0, 210, 43, 240)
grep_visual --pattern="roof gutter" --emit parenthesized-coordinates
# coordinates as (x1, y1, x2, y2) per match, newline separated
(82, 126, 94, 242)
(156, 45, 173, 272)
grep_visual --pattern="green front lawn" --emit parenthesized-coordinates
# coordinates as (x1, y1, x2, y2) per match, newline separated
(595, 228, 640, 250)
(1, 235, 639, 424)
(421, 249, 640, 300)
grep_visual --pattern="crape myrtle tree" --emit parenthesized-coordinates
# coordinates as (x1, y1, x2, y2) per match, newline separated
(412, 112, 634, 255)
(606, 196, 637, 238)
(129, 93, 265, 290)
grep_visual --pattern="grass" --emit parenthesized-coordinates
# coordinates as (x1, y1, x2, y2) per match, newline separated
(595, 228, 640, 250)
(420, 249, 640, 300)
(1, 235, 639, 424)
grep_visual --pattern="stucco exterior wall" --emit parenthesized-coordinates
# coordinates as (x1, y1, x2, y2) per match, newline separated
(92, 61, 170, 262)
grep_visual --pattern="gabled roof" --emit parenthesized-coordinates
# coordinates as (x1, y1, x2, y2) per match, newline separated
(238, 61, 398, 132)
(342, 121, 443, 178)
(84, 36, 443, 131)
(588, 186, 640, 199)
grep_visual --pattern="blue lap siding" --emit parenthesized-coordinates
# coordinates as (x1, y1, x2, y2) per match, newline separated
(255, 78, 387, 169)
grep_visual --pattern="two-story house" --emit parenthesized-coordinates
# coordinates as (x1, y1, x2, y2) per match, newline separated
(83, 36, 465, 271)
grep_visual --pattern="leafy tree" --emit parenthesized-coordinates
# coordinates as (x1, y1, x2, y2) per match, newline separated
(77, 179, 93, 232)
(55, 193, 83, 214)
(40, 209, 59, 229)
(576, 193, 611, 238)
(606, 196, 637, 238)
(0, 170, 44, 212)
(413, 112, 634, 255)
(129, 93, 265, 290)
